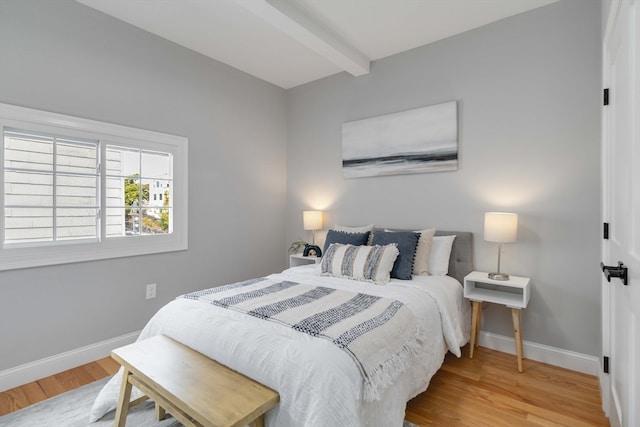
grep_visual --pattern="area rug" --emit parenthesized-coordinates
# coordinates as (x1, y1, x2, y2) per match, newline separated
(0, 378, 420, 426)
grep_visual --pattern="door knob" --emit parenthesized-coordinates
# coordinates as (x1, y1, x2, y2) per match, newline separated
(600, 261, 628, 286)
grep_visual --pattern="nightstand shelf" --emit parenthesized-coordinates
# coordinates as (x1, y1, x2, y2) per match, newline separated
(464, 271, 531, 372)
(464, 271, 530, 308)
(289, 254, 321, 268)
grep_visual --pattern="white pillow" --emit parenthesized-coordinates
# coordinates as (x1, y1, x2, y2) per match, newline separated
(333, 224, 375, 233)
(320, 243, 399, 285)
(412, 228, 435, 275)
(428, 235, 456, 276)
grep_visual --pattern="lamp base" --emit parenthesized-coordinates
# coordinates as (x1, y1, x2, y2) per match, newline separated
(488, 272, 510, 281)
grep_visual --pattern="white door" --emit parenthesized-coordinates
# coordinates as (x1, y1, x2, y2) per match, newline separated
(602, 1, 640, 426)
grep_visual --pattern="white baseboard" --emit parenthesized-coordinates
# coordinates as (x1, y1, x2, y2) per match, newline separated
(479, 331, 600, 376)
(0, 331, 140, 392)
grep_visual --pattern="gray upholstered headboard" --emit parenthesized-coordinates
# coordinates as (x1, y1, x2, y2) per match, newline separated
(434, 230, 473, 284)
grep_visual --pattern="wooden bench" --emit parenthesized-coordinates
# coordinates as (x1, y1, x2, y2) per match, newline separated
(111, 335, 279, 427)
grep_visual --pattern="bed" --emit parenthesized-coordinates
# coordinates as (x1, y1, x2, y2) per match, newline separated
(90, 229, 473, 427)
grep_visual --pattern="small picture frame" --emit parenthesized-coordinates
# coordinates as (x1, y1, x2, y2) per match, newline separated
(303, 244, 322, 258)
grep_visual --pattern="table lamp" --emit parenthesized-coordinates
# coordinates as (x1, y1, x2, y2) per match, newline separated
(303, 210, 323, 245)
(484, 212, 518, 280)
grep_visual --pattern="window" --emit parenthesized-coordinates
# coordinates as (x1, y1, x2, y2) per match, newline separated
(1, 103, 188, 270)
(4, 130, 99, 245)
(105, 145, 173, 237)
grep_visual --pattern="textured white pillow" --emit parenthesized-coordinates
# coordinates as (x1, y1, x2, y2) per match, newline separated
(428, 235, 456, 276)
(333, 224, 375, 233)
(321, 243, 399, 285)
(412, 228, 435, 275)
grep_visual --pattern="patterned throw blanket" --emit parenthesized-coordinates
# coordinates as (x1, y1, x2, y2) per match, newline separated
(181, 277, 423, 401)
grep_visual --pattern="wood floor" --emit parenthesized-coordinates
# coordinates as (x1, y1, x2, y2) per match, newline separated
(0, 345, 609, 426)
(406, 346, 609, 426)
(0, 356, 120, 417)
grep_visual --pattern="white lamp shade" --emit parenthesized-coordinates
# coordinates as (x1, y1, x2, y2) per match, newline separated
(484, 212, 518, 243)
(303, 210, 323, 230)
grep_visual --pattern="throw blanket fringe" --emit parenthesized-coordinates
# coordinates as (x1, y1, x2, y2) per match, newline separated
(363, 324, 426, 401)
(182, 278, 420, 401)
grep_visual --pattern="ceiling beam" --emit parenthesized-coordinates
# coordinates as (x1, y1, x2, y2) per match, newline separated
(234, 0, 370, 76)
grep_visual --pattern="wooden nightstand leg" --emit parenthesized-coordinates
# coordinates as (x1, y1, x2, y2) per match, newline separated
(470, 301, 482, 358)
(511, 308, 524, 372)
(475, 302, 482, 345)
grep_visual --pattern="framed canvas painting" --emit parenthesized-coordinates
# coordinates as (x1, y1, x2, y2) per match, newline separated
(342, 101, 457, 178)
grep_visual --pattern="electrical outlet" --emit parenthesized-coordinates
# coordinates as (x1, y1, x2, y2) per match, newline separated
(146, 283, 157, 300)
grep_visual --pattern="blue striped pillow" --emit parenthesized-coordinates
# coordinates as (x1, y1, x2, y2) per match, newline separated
(320, 243, 399, 285)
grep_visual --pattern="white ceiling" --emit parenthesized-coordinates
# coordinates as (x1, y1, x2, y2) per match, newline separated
(76, 0, 558, 89)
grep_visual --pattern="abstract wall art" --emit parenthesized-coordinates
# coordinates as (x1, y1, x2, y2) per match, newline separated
(342, 101, 458, 178)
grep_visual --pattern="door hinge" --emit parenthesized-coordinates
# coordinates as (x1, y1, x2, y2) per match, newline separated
(604, 88, 609, 106)
(604, 356, 609, 374)
(604, 222, 609, 239)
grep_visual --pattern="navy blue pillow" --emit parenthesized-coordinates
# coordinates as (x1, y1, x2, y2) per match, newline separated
(323, 230, 370, 254)
(371, 231, 420, 280)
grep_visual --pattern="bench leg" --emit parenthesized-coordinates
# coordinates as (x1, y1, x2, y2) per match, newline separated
(114, 368, 133, 427)
(155, 402, 166, 421)
(249, 414, 265, 427)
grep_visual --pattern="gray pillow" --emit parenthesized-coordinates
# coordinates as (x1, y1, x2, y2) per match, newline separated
(371, 231, 420, 280)
(323, 229, 370, 254)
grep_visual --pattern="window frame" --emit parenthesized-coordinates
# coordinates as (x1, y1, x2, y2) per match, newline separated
(0, 103, 188, 270)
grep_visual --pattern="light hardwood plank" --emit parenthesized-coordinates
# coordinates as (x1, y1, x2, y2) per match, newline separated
(96, 355, 121, 374)
(82, 360, 111, 381)
(0, 382, 46, 415)
(36, 374, 68, 397)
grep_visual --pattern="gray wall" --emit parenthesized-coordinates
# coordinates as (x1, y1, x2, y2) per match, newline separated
(0, 0, 287, 370)
(285, 0, 602, 356)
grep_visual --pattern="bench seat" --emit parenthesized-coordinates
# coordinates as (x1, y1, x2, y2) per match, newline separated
(111, 335, 279, 427)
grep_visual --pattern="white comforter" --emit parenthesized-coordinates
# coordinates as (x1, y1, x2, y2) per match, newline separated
(90, 265, 471, 427)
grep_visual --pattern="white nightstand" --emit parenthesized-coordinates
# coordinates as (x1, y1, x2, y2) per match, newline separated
(463, 271, 531, 372)
(289, 254, 321, 268)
